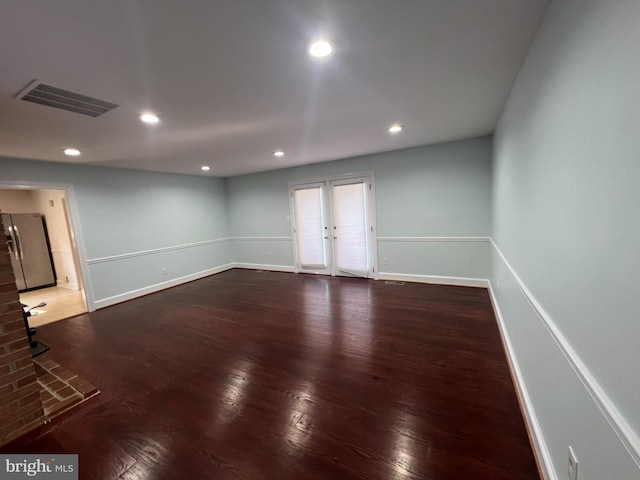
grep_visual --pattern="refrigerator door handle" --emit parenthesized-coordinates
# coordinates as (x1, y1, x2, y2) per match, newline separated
(7, 226, 19, 260)
(13, 225, 24, 260)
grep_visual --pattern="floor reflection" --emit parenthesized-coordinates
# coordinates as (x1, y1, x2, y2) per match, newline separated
(214, 358, 253, 426)
(300, 277, 375, 362)
(284, 381, 316, 456)
(19, 269, 537, 479)
(392, 427, 423, 479)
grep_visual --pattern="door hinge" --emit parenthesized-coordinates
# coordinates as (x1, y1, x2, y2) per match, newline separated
(369, 184, 371, 190)
(370, 226, 373, 232)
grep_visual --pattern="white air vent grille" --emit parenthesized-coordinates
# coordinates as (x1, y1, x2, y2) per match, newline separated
(15, 80, 118, 117)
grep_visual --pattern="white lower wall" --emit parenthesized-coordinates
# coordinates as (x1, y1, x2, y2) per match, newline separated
(228, 236, 492, 287)
(231, 237, 295, 267)
(377, 237, 490, 280)
(490, 240, 640, 480)
(89, 238, 232, 307)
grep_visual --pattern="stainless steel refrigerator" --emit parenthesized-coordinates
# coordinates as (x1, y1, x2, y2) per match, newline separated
(2, 213, 56, 292)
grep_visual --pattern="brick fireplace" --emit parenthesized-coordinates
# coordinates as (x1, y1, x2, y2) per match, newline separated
(0, 216, 46, 445)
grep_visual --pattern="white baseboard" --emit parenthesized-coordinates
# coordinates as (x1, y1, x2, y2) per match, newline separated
(57, 281, 80, 291)
(232, 262, 297, 273)
(377, 271, 490, 288)
(490, 239, 640, 471)
(487, 282, 557, 480)
(91, 265, 479, 310)
(93, 263, 235, 309)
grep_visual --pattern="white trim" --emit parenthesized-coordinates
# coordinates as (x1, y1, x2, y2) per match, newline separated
(287, 170, 375, 188)
(87, 238, 230, 264)
(377, 236, 490, 243)
(57, 281, 80, 291)
(490, 239, 640, 469)
(377, 272, 489, 288)
(0, 180, 95, 312)
(230, 236, 291, 242)
(232, 262, 296, 273)
(487, 282, 557, 480)
(93, 263, 234, 309)
(288, 172, 378, 278)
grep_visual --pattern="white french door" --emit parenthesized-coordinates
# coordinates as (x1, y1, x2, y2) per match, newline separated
(291, 182, 331, 275)
(290, 174, 376, 278)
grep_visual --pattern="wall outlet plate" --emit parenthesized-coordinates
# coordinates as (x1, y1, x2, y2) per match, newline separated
(568, 446, 578, 480)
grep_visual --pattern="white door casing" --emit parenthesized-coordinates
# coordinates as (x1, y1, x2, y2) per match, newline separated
(289, 172, 377, 278)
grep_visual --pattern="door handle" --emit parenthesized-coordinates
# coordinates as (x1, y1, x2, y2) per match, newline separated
(7, 227, 19, 260)
(324, 236, 329, 239)
(333, 235, 337, 239)
(14, 226, 24, 260)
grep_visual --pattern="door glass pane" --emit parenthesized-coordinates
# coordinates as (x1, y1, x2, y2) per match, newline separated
(332, 182, 368, 274)
(293, 187, 326, 267)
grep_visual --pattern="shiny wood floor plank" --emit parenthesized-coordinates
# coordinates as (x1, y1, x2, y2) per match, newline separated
(2, 270, 539, 479)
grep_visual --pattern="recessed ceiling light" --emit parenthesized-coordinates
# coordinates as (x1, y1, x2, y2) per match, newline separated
(388, 124, 403, 134)
(63, 148, 81, 156)
(140, 113, 160, 124)
(201, 166, 210, 171)
(308, 40, 333, 58)
(273, 150, 285, 157)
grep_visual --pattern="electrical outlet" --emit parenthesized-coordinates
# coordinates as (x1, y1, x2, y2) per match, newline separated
(383, 257, 389, 266)
(162, 267, 168, 276)
(568, 446, 578, 480)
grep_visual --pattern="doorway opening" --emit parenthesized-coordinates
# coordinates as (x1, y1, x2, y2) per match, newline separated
(289, 173, 377, 278)
(0, 188, 88, 327)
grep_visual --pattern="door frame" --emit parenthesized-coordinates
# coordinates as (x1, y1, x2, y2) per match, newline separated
(0, 181, 95, 311)
(288, 171, 378, 279)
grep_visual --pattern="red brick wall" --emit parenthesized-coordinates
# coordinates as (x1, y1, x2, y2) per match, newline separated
(0, 216, 45, 446)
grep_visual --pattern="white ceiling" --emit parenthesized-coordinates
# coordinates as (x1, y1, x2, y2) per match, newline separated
(0, 1, 549, 177)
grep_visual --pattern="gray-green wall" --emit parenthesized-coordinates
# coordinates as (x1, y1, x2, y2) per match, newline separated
(492, 0, 640, 477)
(3, 2, 638, 475)
(0, 157, 231, 307)
(226, 137, 492, 281)
(0, 136, 493, 307)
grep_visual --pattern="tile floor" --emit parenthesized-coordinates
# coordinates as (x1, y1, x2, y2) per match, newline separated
(20, 286, 87, 327)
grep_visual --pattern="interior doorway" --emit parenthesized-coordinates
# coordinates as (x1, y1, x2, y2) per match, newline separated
(289, 173, 377, 278)
(0, 188, 88, 326)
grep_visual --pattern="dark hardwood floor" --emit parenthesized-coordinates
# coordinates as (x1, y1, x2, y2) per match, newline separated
(2, 269, 539, 479)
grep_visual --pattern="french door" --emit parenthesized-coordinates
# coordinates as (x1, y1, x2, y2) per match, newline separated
(290, 174, 376, 278)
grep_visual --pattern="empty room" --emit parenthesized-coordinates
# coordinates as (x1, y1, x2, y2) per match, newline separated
(0, 0, 638, 479)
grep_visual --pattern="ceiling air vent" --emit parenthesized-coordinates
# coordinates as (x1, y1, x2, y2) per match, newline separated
(15, 80, 118, 117)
